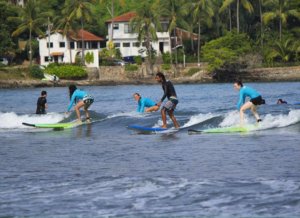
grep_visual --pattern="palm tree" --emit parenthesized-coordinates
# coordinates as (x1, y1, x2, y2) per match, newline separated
(220, 0, 254, 33)
(263, 0, 300, 41)
(191, 0, 214, 66)
(99, 0, 125, 42)
(55, 14, 77, 64)
(63, 0, 96, 64)
(159, 0, 189, 65)
(131, 1, 161, 74)
(9, 0, 50, 67)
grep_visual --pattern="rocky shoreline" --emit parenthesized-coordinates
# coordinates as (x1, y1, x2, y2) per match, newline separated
(0, 65, 299, 88)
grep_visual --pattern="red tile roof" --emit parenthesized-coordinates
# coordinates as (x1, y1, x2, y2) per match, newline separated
(106, 12, 136, 23)
(69, 29, 104, 41)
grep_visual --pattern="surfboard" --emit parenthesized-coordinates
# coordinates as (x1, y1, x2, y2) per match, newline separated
(42, 73, 59, 82)
(22, 120, 89, 130)
(188, 125, 257, 134)
(128, 124, 177, 134)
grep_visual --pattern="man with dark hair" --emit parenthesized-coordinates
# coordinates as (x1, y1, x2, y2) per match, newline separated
(233, 80, 265, 125)
(155, 72, 180, 129)
(36, 90, 48, 114)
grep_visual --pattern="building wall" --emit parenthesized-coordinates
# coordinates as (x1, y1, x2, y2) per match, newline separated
(108, 22, 171, 58)
(39, 32, 101, 67)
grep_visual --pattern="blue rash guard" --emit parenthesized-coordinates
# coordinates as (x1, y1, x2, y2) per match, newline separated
(137, 97, 156, 113)
(67, 89, 87, 111)
(237, 86, 261, 110)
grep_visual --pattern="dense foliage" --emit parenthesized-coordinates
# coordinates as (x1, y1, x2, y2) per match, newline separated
(44, 64, 87, 80)
(2, 0, 300, 72)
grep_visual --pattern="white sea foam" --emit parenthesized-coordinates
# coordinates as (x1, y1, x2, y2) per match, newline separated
(182, 113, 216, 128)
(107, 111, 147, 119)
(0, 112, 65, 129)
(220, 109, 300, 130)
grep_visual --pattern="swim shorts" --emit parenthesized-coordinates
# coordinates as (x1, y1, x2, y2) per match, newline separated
(163, 97, 178, 111)
(83, 95, 94, 109)
(250, 96, 265, 105)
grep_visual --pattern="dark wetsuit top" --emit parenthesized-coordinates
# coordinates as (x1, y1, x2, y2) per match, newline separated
(36, 97, 47, 114)
(161, 80, 177, 102)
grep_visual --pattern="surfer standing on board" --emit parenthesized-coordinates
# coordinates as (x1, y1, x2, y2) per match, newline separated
(155, 72, 180, 129)
(66, 85, 94, 123)
(133, 93, 159, 113)
(234, 80, 265, 125)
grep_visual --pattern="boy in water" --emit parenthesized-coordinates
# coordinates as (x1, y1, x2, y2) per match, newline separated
(36, 90, 48, 114)
(133, 93, 159, 113)
(155, 72, 180, 129)
(234, 80, 265, 125)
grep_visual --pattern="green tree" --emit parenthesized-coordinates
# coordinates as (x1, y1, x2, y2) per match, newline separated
(131, 0, 161, 73)
(62, 0, 96, 64)
(220, 0, 254, 33)
(9, 0, 51, 67)
(263, 0, 300, 41)
(0, 1, 18, 59)
(191, 0, 214, 66)
(160, 0, 189, 65)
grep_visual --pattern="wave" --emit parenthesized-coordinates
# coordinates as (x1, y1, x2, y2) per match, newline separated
(0, 112, 65, 129)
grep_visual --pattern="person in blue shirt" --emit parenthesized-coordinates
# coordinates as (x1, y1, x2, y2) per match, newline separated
(133, 93, 159, 113)
(234, 80, 265, 125)
(66, 85, 94, 123)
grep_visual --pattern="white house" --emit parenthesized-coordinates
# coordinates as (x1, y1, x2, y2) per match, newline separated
(38, 29, 105, 67)
(106, 12, 171, 60)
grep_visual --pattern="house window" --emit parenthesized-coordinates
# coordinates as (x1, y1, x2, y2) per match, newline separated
(59, 42, 65, 48)
(133, 42, 140, 47)
(160, 22, 169, 32)
(91, 42, 98, 49)
(44, 56, 51, 62)
(113, 23, 119, 30)
(77, 42, 82, 48)
(47, 42, 53, 48)
(124, 24, 133, 33)
(114, 43, 120, 48)
(123, 42, 130, 47)
(70, 42, 75, 49)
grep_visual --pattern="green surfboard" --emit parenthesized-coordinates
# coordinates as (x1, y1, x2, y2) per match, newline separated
(188, 125, 257, 134)
(22, 121, 88, 130)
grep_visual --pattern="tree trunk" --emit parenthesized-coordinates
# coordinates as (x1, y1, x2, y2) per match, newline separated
(237, 0, 240, 33)
(197, 18, 201, 66)
(29, 27, 32, 67)
(229, 6, 232, 32)
(259, 0, 263, 48)
(279, 4, 282, 41)
(81, 17, 85, 65)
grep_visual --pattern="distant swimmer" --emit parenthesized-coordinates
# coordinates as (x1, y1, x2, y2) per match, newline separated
(277, 99, 287, 104)
(155, 72, 180, 129)
(133, 93, 159, 113)
(66, 85, 94, 123)
(36, 90, 48, 114)
(234, 80, 265, 125)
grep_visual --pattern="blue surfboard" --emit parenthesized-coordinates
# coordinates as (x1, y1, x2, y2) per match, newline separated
(128, 125, 174, 133)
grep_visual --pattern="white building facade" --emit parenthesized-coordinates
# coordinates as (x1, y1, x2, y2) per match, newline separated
(106, 12, 171, 60)
(38, 29, 104, 67)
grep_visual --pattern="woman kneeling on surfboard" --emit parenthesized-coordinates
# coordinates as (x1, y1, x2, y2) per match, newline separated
(234, 80, 265, 125)
(67, 85, 94, 123)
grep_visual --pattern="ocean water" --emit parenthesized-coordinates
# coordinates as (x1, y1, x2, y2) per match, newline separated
(0, 82, 300, 218)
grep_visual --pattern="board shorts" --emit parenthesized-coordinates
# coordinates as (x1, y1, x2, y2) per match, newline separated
(163, 97, 178, 111)
(250, 96, 265, 105)
(83, 95, 94, 109)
